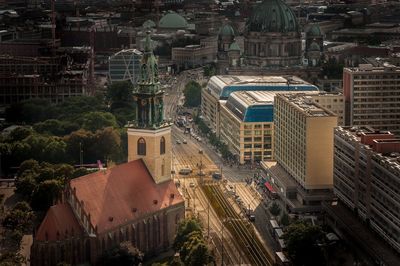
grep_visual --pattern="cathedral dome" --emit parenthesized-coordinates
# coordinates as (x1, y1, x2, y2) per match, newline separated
(143, 19, 156, 29)
(219, 24, 235, 38)
(307, 24, 322, 37)
(228, 41, 241, 52)
(309, 42, 321, 51)
(246, 0, 299, 33)
(159, 11, 188, 29)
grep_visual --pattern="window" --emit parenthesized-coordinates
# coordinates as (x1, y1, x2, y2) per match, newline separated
(137, 138, 146, 155)
(161, 159, 165, 176)
(160, 137, 165, 155)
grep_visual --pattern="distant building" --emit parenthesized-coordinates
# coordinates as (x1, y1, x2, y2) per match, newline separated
(108, 49, 142, 86)
(304, 24, 323, 67)
(310, 92, 345, 126)
(220, 90, 324, 164)
(0, 49, 91, 106)
(171, 44, 215, 70)
(243, 0, 302, 68)
(262, 93, 337, 213)
(201, 75, 319, 137)
(343, 64, 400, 136)
(333, 126, 400, 254)
(31, 33, 184, 266)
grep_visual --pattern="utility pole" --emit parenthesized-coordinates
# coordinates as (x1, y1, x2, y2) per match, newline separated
(79, 142, 83, 166)
(221, 221, 224, 266)
(207, 201, 210, 238)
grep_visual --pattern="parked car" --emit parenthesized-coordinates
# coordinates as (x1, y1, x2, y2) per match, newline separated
(212, 172, 222, 180)
(179, 168, 192, 175)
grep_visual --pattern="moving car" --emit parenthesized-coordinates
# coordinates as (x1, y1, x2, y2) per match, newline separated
(179, 168, 192, 175)
(176, 139, 181, 144)
(182, 139, 187, 144)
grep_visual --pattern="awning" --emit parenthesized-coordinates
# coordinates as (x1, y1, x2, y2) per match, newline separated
(264, 181, 275, 193)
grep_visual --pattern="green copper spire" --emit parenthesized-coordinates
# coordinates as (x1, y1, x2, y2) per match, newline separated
(131, 31, 164, 129)
(138, 31, 159, 85)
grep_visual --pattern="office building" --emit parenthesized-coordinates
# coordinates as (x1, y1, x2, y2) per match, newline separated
(311, 92, 345, 125)
(262, 93, 337, 213)
(201, 75, 319, 137)
(333, 126, 400, 254)
(343, 64, 400, 136)
(108, 49, 142, 85)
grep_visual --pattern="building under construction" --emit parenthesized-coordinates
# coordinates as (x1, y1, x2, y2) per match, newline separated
(0, 47, 93, 106)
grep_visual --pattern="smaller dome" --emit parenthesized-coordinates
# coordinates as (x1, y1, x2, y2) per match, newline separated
(228, 41, 241, 52)
(307, 24, 322, 37)
(143, 20, 156, 29)
(219, 24, 236, 37)
(309, 42, 321, 51)
(159, 11, 188, 29)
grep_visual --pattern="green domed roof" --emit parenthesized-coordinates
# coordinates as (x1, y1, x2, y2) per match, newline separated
(159, 11, 188, 29)
(247, 0, 299, 33)
(309, 42, 321, 51)
(219, 24, 235, 37)
(228, 41, 241, 51)
(307, 24, 322, 37)
(143, 19, 156, 29)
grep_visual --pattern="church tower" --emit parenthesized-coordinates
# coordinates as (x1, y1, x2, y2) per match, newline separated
(127, 31, 171, 184)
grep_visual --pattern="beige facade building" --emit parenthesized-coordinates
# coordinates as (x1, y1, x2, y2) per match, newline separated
(310, 92, 345, 125)
(171, 44, 216, 70)
(201, 75, 319, 137)
(333, 126, 400, 254)
(262, 93, 337, 213)
(343, 64, 400, 136)
(219, 91, 277, 164)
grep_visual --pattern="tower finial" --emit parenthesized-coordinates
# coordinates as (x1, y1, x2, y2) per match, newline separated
(144, 30, 152, 53)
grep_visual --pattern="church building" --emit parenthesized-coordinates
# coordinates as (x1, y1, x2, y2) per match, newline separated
(30, 32, 185, 266)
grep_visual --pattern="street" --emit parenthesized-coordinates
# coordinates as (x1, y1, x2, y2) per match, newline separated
(164, 70, 279, 265)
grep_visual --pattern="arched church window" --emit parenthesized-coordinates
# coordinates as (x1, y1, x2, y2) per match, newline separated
(160, 137, 165, 155)
(138, 138, 146, 155)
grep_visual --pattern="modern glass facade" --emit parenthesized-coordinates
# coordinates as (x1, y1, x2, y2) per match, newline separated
(109, 49, 142, 85)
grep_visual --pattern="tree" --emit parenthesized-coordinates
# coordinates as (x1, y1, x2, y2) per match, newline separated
(33, 119, 68, 136)
(183, 81, 201, 107)
(173, 218, 202, 251)
(31, 179, 63, 211)
(81, 112, 118, 132)
(106, 81, 134, 110)
(64, 129, 95, 164)
(283, 221, 326, 266)
(179, 231, 213, 266)
(269, 201, 281, 216)
(280, 212, 290, 227)
(203, 63, 216, 77)
(95, 127, 121, 162)
(17, 159, 40, 176)
(98, 241, 143, 266)
(2, 201, 34, 233)
(0, 252, 25, 266)
(15, 174, 37, 199)
(8, 127, 34, 142)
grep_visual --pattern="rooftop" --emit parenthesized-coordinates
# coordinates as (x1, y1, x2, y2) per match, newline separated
(278, 93, 337, 117)
(36, 203, 83, 241)
(335, 126, 400, 167)
(345, 64, 400, 73)
(69, 159, 184, 233)
(208, 75, 318, 99)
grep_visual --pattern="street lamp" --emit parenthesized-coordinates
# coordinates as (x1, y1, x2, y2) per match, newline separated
(198, 149, 204, 184)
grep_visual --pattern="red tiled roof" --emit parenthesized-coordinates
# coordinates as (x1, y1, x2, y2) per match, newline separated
(36, 203, 83, 241)
(69, 159, 184, 233)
